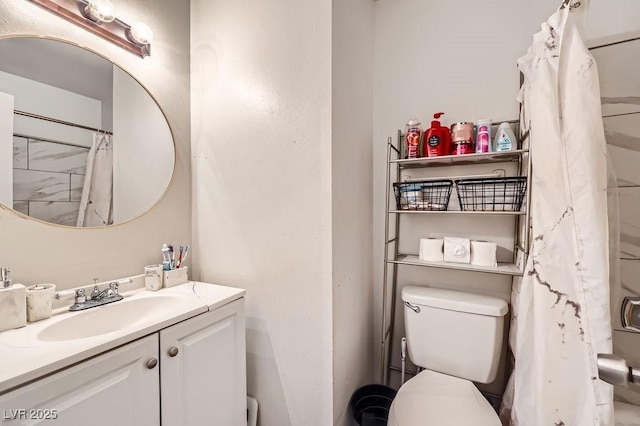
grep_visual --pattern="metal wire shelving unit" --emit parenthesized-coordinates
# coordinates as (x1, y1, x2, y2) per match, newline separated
(380, 131, 532, 385)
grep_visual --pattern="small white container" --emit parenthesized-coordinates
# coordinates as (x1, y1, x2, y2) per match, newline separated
(26, 284, 56, 322)
(443, 236, 471, 264)
(163, 267, 188, 288)
(144, 264, 163, 291)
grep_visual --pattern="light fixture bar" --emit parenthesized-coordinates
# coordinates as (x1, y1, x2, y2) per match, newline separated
(25, 0, 151, 58)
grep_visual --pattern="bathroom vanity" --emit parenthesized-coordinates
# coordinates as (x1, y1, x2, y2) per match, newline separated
(0, 281, 246, 426)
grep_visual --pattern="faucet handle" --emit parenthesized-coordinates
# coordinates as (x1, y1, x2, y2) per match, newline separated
(55, 289, 75, 300)
(75, 288, 87, 304)
(55, 288, 86, 304)
(108, 279, 132, 296)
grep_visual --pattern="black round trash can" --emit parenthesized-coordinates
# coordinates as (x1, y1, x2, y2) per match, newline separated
(349, 384, 397, 426)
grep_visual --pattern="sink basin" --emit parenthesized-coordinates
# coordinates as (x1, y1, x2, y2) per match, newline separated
(38, 295, 182, 341)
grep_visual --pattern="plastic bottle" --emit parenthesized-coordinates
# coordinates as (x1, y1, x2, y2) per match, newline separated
(423, 112, 451, 157)
(404, 119, 422, 159)
(475, 119, 492, 153)
(494, 122, 517, 152)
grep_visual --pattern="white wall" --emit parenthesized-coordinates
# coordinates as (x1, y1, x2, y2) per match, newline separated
(0, 70, 100, 147)
(332, 0, 374, 425)
(372, 0, 640, 386)
(0, 0, 190, 289)
(112, 66, 174, 223)
(0, 92, 14, 207)
(191, 1, 333, 425)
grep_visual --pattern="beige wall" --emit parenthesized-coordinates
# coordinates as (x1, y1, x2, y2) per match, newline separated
(192, 0, 377, 423)
(0, 0, 190, 289)
(191, 0, 334, 425)
(332, 0, 375, 425)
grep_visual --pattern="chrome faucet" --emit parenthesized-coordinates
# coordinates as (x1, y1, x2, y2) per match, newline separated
(90, 278, 117, 301)
(56, 278, 131, 312)
(90, 281, 121, 301)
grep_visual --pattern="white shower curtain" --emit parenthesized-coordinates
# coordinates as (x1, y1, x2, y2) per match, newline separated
(77, 132, 113, 227)
(501, 1, 614, 425)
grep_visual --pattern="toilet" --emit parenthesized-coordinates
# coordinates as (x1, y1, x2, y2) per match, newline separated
(388, 286, 509, 426)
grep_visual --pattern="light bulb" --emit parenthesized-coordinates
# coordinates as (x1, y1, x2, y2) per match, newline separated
(128, 22, 154, 45)
(84, 0, 116, 23)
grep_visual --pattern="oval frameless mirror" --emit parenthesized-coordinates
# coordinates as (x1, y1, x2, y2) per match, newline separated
(0, 37, 174, 227)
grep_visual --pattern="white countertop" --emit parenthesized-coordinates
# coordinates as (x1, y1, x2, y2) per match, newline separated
(0, 281, 245, 394)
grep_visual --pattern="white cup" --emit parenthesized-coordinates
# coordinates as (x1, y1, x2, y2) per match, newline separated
(26, 284, 56, 322)
(144, 264, 163, 291)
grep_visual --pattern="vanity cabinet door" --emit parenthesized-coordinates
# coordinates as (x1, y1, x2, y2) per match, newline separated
(160, 298, 246, 426)
(0, 334, 160, 426)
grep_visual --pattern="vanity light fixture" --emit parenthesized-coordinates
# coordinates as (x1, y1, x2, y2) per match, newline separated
(83, 0, 116, 23)
(127, 22, 153, 46)
(25, 0, 153, 58)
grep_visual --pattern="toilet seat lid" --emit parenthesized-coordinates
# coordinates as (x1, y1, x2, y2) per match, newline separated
(388, 370, 501, 426)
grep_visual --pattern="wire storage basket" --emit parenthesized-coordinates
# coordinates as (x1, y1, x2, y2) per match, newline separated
(393, 179, 453, 211)
(455, 176, 527, 212)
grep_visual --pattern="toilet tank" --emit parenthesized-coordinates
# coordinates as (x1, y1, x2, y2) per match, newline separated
(402, 286, 508, 384)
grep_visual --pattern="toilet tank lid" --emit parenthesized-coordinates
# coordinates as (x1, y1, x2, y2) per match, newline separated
(402, 286, 508, 317)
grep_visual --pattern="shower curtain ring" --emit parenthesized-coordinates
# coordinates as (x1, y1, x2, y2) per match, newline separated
(560, 0, 581, 9)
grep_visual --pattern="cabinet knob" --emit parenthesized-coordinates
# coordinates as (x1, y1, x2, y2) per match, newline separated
(168, 347, 179, 357)
(147, 358, 158, 369)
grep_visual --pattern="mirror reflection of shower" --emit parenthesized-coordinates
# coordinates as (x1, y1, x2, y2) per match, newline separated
(0, 37, 174, 227)
(13, 132, 101, 227)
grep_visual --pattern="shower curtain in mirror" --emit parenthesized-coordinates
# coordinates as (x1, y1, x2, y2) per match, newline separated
(500, 1, 614, 424)
(76, 132, 113, 227)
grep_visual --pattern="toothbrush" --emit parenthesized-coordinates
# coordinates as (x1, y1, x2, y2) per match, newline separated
(169, 245, 175, 269)
(176, 246, 184, 268)
(178, 246, 190, 268)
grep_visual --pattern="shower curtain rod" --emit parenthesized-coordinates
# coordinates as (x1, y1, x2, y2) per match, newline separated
(13, 110, 113, 135)
(12, 132, 90, 149)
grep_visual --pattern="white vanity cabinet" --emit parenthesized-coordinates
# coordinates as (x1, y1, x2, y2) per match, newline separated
(0, 334, 161, 425)
(161, 298, 246, 426)
(0, 297, 246, 426)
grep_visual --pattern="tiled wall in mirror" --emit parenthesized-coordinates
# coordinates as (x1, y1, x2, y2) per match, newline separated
(12, 136, 89, 226)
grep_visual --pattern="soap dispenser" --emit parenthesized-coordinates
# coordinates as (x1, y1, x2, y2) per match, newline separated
(423, 112, 451, 157)
(0, 268, 27, 332)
